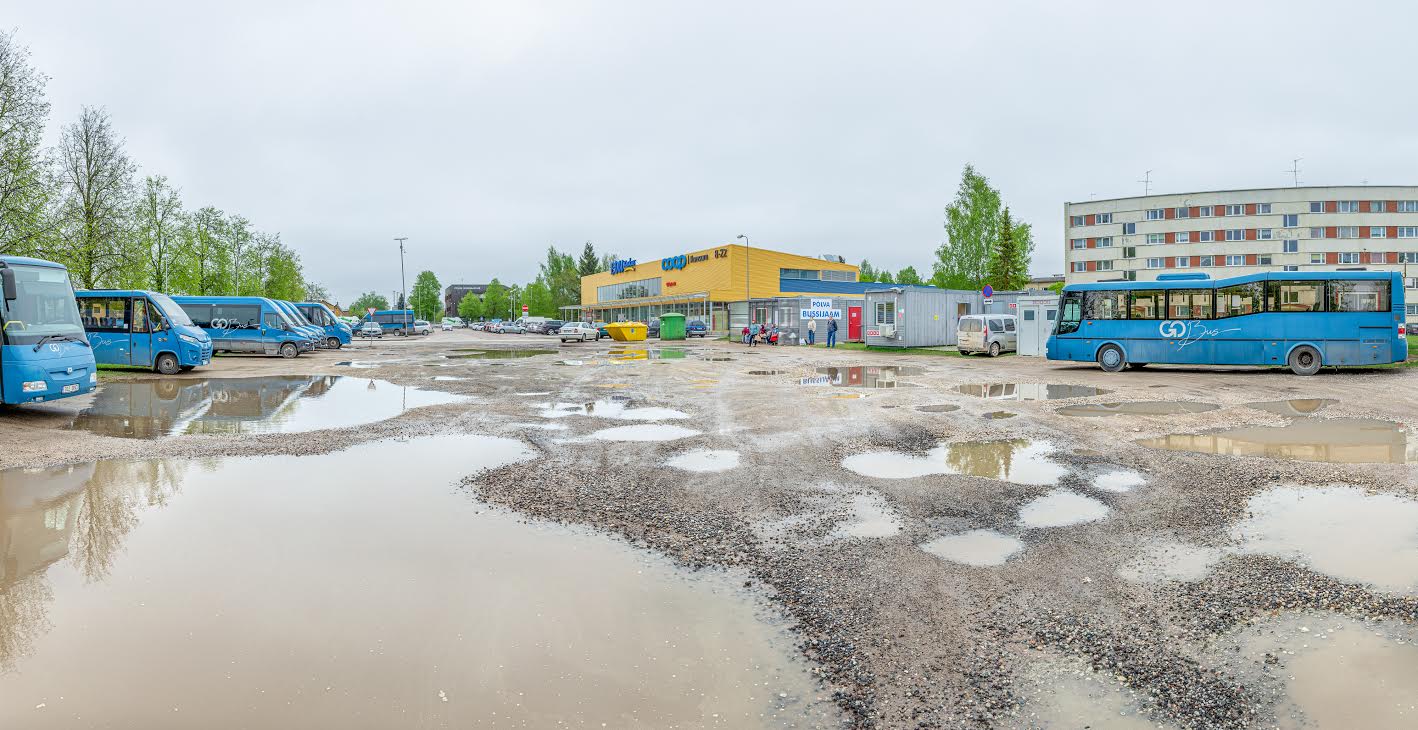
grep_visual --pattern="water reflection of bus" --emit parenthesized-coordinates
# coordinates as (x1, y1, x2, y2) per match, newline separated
(0, 462, 93, 589)
(65, 378, 214, 439)
(1048, 272, 1407, 375)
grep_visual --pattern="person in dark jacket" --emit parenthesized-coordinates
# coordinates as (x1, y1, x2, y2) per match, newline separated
(826, 317, 838, 348)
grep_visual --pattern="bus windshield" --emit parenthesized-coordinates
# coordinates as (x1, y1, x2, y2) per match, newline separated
(148, 292, 194, 326)
(1, 264, 86, 346)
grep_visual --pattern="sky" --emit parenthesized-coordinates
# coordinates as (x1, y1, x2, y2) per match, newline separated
(11, 0, 1418, 305)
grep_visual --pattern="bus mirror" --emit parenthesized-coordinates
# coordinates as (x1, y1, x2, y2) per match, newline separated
(1, 268, 15, 301)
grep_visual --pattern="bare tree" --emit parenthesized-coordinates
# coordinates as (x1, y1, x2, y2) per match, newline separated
(54, 106, 137, 288)
(135, 175, 184, 291)
(0, 30, 53, 255)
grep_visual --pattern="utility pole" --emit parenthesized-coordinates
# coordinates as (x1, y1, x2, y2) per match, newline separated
(394, 237, 409, 332)
(737, 234, 749, 325)
(1137, 170, 1152, 196)
(1285, 158, 1302, 187)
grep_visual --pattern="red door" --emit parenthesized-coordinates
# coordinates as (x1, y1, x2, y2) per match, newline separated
(847, 307, 862, 341)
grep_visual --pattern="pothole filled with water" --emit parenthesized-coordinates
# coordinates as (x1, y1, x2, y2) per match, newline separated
(447, 349, 556, 359)
(1244, 398, 1339, 416)
(921, 530, 1025, 566)
(1233, 485, 1418, 593)
(829, 493, 902, 539)
(666, 449, 740, 472)
(1017, 490, 1110, 528)
(588, 424, 701, 442)
(982, 411, 1016, 420)
(1140, 418, 1413, 464)
(746, 370, 786, 376)
(809, 366, 924, 388)
(608, 347, 686, 361)
(64, 376, 465, 439)
(915, 404, 961, 413)
(1091, 469, 1147, 493)
(842, 439, 1066, 485)
(955, 383, 1109, 400)
(536, 400, 688, 421)
(1057, 401, 1220, 417)
(0, 436, 834, 727)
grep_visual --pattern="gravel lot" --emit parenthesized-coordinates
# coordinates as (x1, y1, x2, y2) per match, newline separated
(5, 329, 1416, 729)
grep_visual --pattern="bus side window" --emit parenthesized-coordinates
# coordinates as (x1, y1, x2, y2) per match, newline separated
(1056, 294, 1082, 335)
(131, 299, 150, 333)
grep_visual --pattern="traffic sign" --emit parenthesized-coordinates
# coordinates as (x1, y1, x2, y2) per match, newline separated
(367, 307, 375, 314)
(982, 284, 994, 298)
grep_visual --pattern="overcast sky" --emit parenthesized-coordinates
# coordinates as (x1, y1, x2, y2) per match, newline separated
(12, 0, 1418, 304)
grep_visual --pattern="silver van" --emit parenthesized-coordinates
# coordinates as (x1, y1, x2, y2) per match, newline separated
(958, 314, 1017, 356)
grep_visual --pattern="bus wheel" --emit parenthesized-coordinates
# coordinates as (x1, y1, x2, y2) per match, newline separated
(1288, 345, 1321, 376)
(1096, 344, 1126, 373)
(328, 337, 341, 349)
(154, 352, 180, 375)
(279, 342, 299, 358)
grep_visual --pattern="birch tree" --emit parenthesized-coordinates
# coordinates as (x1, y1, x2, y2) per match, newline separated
(54, 106, 137, 288)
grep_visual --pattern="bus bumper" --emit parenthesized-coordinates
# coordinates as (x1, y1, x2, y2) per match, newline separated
(1, 350, 98, 404)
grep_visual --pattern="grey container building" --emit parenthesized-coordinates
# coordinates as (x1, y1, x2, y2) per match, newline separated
(862, 286, 1026, 347)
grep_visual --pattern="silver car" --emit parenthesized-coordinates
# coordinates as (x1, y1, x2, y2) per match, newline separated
(558, 322, 600, 342)
(957, 314, 1017, 356)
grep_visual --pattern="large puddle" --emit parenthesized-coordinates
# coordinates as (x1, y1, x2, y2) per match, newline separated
(1016, 490, 1110, 529)
(447, 349, 556, 359)
(0, 436, 834, 727)
(809, 366, 924, 388)
(64, 376, 464, 438)
(920, 530, 1025, 566)
(842, 440, 1066, 485)
(537, 399, 689, 421)
(667, 450, 741, 472)
(1140, 418, 1414, 464)
(955, 383, 1108, 400)
(1244, 398, 1338, 416)
(1056, 401, 1220, 417)
(608, 347, 686, 361)
(1233, 485, 1418, 593)
(588, 424, 701, 442)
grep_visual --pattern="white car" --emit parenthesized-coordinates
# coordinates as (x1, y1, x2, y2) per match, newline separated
(558, 322, 600, 342)
(441, 321, 454, 331)
(359, 321, 383, 338)
(413, 320, 432, 335)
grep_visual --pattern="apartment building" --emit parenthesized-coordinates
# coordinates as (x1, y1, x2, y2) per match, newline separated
(1063, 186, 1418, 320)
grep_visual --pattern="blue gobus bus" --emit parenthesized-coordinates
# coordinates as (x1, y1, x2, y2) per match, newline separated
(0, 256, 98, 404)
(76, 290, 213, 374)
(361, 309, 416, 336)
(271, 300, 329, 349)
(295, 302, 352, 349)
(170, 296, 315, 358)
(1048, 271, 1407, 375)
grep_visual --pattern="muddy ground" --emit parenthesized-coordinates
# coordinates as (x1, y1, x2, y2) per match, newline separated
(3, 331, 1416, 729)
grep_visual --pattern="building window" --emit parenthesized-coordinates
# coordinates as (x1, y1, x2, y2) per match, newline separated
(1257, 203, 1272, 214)
(823, 270, 855, 282)
(596, 276, 662, 302)
(1257, 228, 1272, 240)
(1337, 200, 1360, 213)
(1095, 212, 1113, 224)
(1176, 256, 1190, 268)
(1175, 231, 1191, 243)
(1123, 246, 1137, 259)
(1309, 201, 1325, 213)
(780, 268, 820, 280)
(1225, 255, 1244, 266)
(1198, 205, 1214, 217)
(1121, 222, 1135, 235)
(874, 301, 895, 325)
(1283, 240, 1299, 253)
(1098, 236, 1113, 247)
(1398, 226, 1418, 238)
(1146, 233, 1166, 245)
(1096, 260, 1113, 271)
(1257, 254, 1273, 265)
(1197, 231, 1214, 242)
(1283, 213, 1299, 227)
(1071, 215, 1085, 226)
(1310, 227, 1326, 239)
(1072, 261, 1086, 272)
(1310, 253, 1325, 264)
(1370, 226, 1386, 238)
(1198, 255, 1214, 267)
(1337, 226, 1359, 239)
(1175, 206, 1191, 219)
(1399, 201, 1418, 213)
(1337, 252, 1360, 264)
(1146, 257, 1164, 269)
(1071, 238, 1087, 249)
(1225, 229, 1244, 241)
(1225, 204, 1244, 216)
(1284, 265, 1299, 271)
(1147, 208, 1165, 220)
(1399, 252, 1418, 263)
(1370, 201, 1384, 212)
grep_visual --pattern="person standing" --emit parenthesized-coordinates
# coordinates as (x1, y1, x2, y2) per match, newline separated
(741, 325, 750, 345)
(806, 318, 817, 345)
(826, 317, 838, 348)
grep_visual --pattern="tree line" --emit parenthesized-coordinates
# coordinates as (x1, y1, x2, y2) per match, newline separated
(0, 31, 317, 300)
(857, 164, 1036, 292)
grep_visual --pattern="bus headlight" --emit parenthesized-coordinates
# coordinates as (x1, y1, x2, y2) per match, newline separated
(22, 380, 47, 393)
(179, 334, 202, 346)
(90, 372, 98, 384)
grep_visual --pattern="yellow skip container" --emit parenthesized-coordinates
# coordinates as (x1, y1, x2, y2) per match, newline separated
(604, 322, 648, 342)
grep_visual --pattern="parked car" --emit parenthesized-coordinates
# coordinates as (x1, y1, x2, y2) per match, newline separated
(686, 319, 709, 337)
(537, 319, 564, 335)
(646, 317, 660, 338)
(441, 321, 454, 331)
(500, 322, 526, 334)
(413, 320, 432, 335)
(558, 321, 600, 342)
(359, 321, 384, 338)
(957, 314, 1017, 356)
(594, 321, 609, 338)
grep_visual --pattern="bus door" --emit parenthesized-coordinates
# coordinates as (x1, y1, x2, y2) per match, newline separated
(130, 298, 154, 366)
(85, 295, 132, 366)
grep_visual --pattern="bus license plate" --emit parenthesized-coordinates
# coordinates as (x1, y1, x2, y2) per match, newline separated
(62, 384, 79, 394)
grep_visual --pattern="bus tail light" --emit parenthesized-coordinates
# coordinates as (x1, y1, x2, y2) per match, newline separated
(1401, 324, 1407, 336)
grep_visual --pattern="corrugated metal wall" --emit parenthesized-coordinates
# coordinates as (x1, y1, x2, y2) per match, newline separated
(863, 288, 1027, 347)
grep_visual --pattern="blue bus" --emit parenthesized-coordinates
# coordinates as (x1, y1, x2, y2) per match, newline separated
(295, 302, 352, 349)
(75, 290, 213, 374)
(1047, 271, 1408, 375)
(272, 300, 329, 349)
(0, 256, 98, 404)
(361, 309, 416, 336)
(170, 296, 315, 358)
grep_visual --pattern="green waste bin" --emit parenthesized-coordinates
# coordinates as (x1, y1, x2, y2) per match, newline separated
(659, 312, 686, 340)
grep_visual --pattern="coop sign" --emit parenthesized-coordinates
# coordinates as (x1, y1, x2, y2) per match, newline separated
(661, 252, 709, 271)
(799, 298, 841, 320)
(610, 258, 637, 275)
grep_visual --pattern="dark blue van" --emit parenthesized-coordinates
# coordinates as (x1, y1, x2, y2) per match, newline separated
(170, 296, 314, 358)
(76, 290, 213, 374)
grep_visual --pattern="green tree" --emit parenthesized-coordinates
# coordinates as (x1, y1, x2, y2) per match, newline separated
(261, 240, 305, 300)
(0, 30, 53, 256)
(877, 269, 895, 285)
(169, 206, 230, 295)
(932, 164, 1001, 290)
(481, 278, 510, 320)
(134, 175, 184, 291)
(896, 266, 924, 286)
(857, 260, 877, 282)
(350, 291, 389, 315)
(987, 207, 1031, 290)
(538, 246, 580, 310)
(53, 106, 138, 288)
(1046, 281, 1065, 294)
(409, 270, 442, 321)
(577, 241, 601, 276)
(456, 289, 483, 321)
(522, 277, 556, 317)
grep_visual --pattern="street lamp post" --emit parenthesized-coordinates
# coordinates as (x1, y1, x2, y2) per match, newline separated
(737, 234, 749, 326)
(394, 237, 409, 332)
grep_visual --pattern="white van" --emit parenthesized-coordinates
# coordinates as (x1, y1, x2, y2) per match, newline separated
(958, 314, 1017, 356)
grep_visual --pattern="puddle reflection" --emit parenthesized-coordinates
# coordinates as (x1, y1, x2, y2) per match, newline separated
(1057, 401, 1220, 417)
(811, 366, 923, 388)
(956, 383, 1108, 400)
(1140, 418, 1413, 464)
(842, 439, 1065, 484)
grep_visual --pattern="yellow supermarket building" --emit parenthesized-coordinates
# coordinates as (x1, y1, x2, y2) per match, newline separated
(566, 243, 861, 332)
